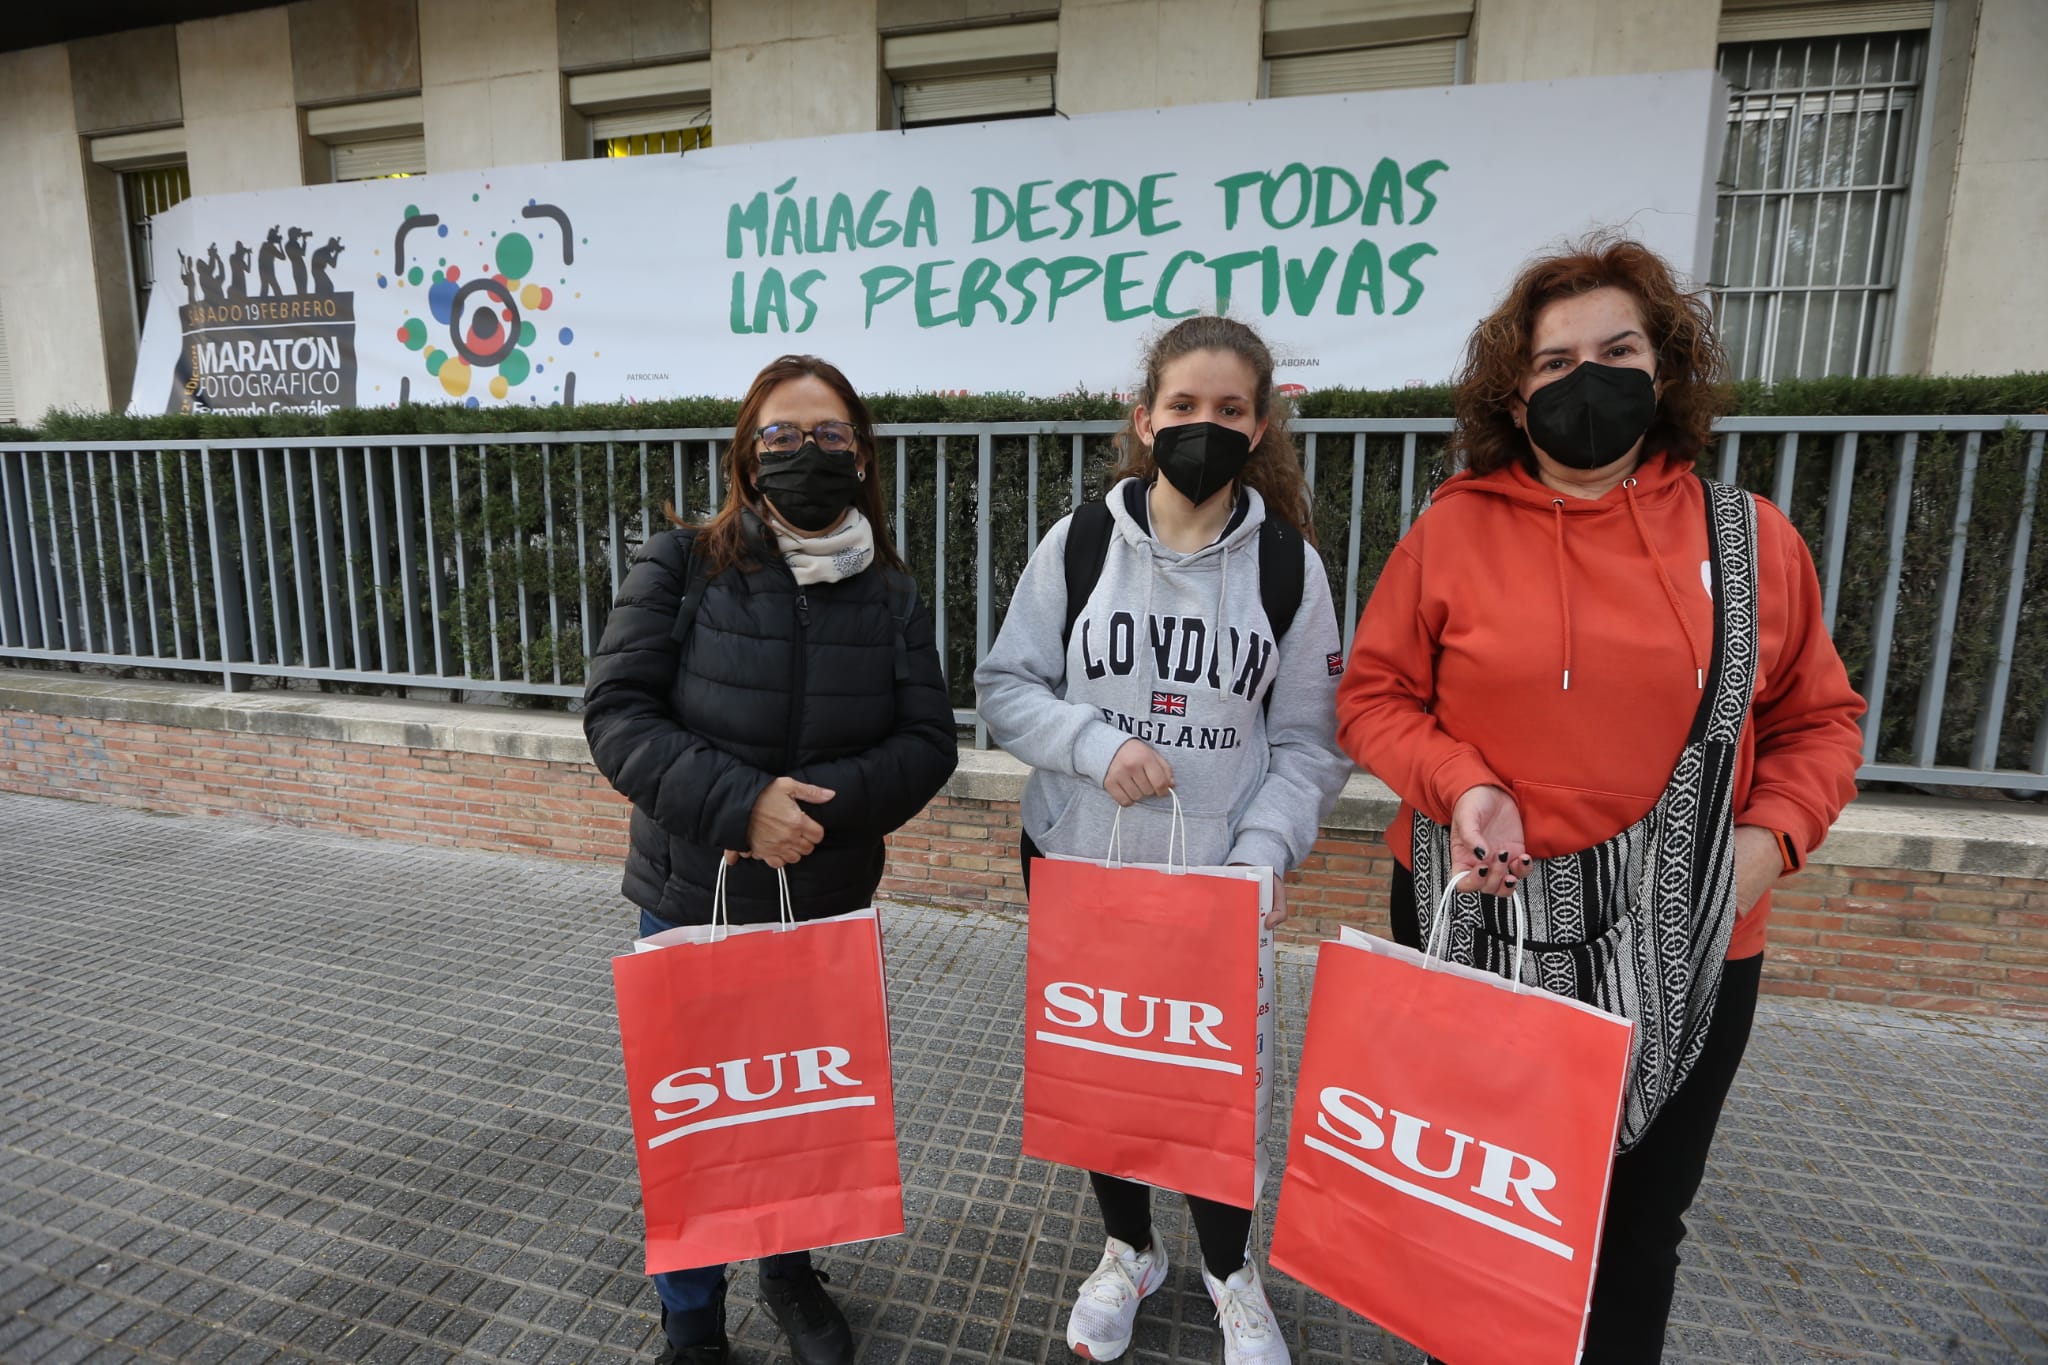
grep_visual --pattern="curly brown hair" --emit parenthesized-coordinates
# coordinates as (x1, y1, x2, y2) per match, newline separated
(666, 354, 905, 576)
(1111, 315, 1316, 544)
(1452, 232, 1730, 476)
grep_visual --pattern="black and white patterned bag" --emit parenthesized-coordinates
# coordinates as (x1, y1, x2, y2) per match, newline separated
(1411, 475, 1760, 1151)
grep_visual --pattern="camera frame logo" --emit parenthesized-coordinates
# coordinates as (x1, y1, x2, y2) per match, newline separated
(386, 195, 585, 407)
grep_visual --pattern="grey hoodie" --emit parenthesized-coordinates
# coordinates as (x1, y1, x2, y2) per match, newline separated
(975, 477, 1352, 873)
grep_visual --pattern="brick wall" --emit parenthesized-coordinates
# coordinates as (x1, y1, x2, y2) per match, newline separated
(6, 706, 2045, 1020)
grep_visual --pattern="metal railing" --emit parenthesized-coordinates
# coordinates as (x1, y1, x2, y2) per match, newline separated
(3, 415, 2045, 790)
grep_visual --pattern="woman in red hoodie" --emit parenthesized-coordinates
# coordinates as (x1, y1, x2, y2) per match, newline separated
(1335, 235, 1864, 1363)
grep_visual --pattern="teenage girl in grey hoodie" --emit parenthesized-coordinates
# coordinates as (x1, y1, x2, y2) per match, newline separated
(975, 316, 1352, 1365)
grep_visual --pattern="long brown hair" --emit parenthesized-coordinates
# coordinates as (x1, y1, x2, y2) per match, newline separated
(669, 355, 905, 575)
(1452, 232, 1730, 476)
(1111, 315, 1316, 544)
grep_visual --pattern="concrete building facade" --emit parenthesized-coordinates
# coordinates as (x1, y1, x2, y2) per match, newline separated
(0, 0, 2040, 421)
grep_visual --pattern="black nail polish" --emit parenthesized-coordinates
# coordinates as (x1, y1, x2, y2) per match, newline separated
(1498, 851, 1510, 863)
(1474, 847, 1487, 859)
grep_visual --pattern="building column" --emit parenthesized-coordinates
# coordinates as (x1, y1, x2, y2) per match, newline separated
(177, 9, 307, 196)
(1469, 0, 1717, 83)
(419, 0, 567, 172)
(0, 45, 112, 417)
(710, 0, 882, 145)
(1926, 0, 2048, 375)
(1055, 0, 1260, 116)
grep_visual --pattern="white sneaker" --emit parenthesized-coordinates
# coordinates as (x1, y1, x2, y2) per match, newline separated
(1201, 1259, 1290, 1365)
(1065, 1235, 1168, 1360)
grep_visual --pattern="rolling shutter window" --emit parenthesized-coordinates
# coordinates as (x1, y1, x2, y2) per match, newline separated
(899, 69, 1055, 126)
(1718, 1, 1933, 42)
(1267, 38, 1459, 98)
(590, 105, 712, 143)
(0, 298, 15, 425)
(592, 107, 713, 157)
(331, 134, 426, 182)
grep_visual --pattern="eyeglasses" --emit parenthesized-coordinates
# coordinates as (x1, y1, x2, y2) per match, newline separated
(757, 421, 858, 455)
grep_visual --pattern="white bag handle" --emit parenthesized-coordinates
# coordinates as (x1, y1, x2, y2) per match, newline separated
(1425, 867, 1528, 991)
(1104, 788, 1189, 874)
(708, 859, 796, 941)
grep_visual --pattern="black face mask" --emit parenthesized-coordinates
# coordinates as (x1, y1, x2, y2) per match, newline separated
(1152, 421, 1255, 507)
(755, 442, 862, 533)
(1521, 362, 1658, 471)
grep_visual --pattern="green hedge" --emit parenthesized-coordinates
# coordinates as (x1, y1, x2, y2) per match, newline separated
(18, 373, 2047, 442)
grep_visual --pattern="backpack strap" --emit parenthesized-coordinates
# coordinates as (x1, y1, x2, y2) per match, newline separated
(1060, 498, 1115, 651)
(668, 529, 714, 652)
(1257, 516, 1305, 645)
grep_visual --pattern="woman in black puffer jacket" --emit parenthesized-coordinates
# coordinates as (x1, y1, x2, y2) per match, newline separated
(582, 354, 957, 1365)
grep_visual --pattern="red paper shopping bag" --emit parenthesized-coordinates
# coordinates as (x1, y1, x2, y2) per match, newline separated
(612, 906, 903, 1274)
(1024, 853, 1269, 1206)
(1271, 926, 1633, 1365)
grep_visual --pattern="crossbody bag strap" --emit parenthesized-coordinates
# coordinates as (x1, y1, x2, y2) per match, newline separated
(1684, 475, 1761, 747)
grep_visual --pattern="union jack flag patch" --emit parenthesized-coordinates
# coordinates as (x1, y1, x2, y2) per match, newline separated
(1327, 653, 1345, 676)
(1150, 691, 1187, 716)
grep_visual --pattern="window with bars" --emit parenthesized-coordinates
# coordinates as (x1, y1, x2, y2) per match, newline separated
(121, 163, 191, 335)
(1711, 30, 1927, 381)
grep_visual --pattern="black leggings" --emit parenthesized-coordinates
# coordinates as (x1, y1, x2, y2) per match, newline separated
(1021, 831, 1257, 1280)
(1392, 861, 1763, 1364)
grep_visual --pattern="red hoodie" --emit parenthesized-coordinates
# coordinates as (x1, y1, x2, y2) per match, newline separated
(1336, 451, 1865, 959)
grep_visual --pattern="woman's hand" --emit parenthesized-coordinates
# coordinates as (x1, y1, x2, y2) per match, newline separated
(1266, 877, 1289, 930)
(1104, 740, 1174, 807)
(747, 777, 835, 869)
(1230, 863, 1290, 928)
(1450, 785, 1530, 896)
(1733, 825, 1782, 912)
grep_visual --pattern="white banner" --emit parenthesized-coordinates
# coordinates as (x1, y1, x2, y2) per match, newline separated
(131, 70, 1726, 415)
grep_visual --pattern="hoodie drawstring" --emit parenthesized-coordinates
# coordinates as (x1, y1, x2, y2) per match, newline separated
(1550, 499, 1573, 691)
(1550, 480, 1709, 692)
(1623, 479, 1708, 691)
(1214, 540, 1231, 661)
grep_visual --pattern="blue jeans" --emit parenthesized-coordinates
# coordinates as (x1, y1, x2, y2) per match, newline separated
(638, 908, 817, 1345)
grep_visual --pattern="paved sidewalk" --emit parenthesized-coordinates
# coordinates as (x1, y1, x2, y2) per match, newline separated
(1, 791, 2044, 1365)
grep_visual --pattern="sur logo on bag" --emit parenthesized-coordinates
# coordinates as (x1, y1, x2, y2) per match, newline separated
(1306, 1085, 1573, 1259)
(645, 1044, 878, 1150)
(1037, 982, 1239, 1072)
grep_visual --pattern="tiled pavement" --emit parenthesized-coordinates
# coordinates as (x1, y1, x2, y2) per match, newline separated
(2, 789, 2044, 1365)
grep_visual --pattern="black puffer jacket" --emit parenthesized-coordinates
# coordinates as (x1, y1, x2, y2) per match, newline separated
(582, 513, 957, 925)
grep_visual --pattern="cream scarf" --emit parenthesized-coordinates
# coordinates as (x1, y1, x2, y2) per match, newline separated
(772, 507, 877, 585)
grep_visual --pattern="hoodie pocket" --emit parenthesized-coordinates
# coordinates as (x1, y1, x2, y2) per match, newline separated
(1034, 781, 1101, 856)
(1509, 777, 1659, 859)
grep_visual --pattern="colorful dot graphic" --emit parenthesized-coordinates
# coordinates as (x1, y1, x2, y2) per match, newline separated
(388, 193, 587, 407)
